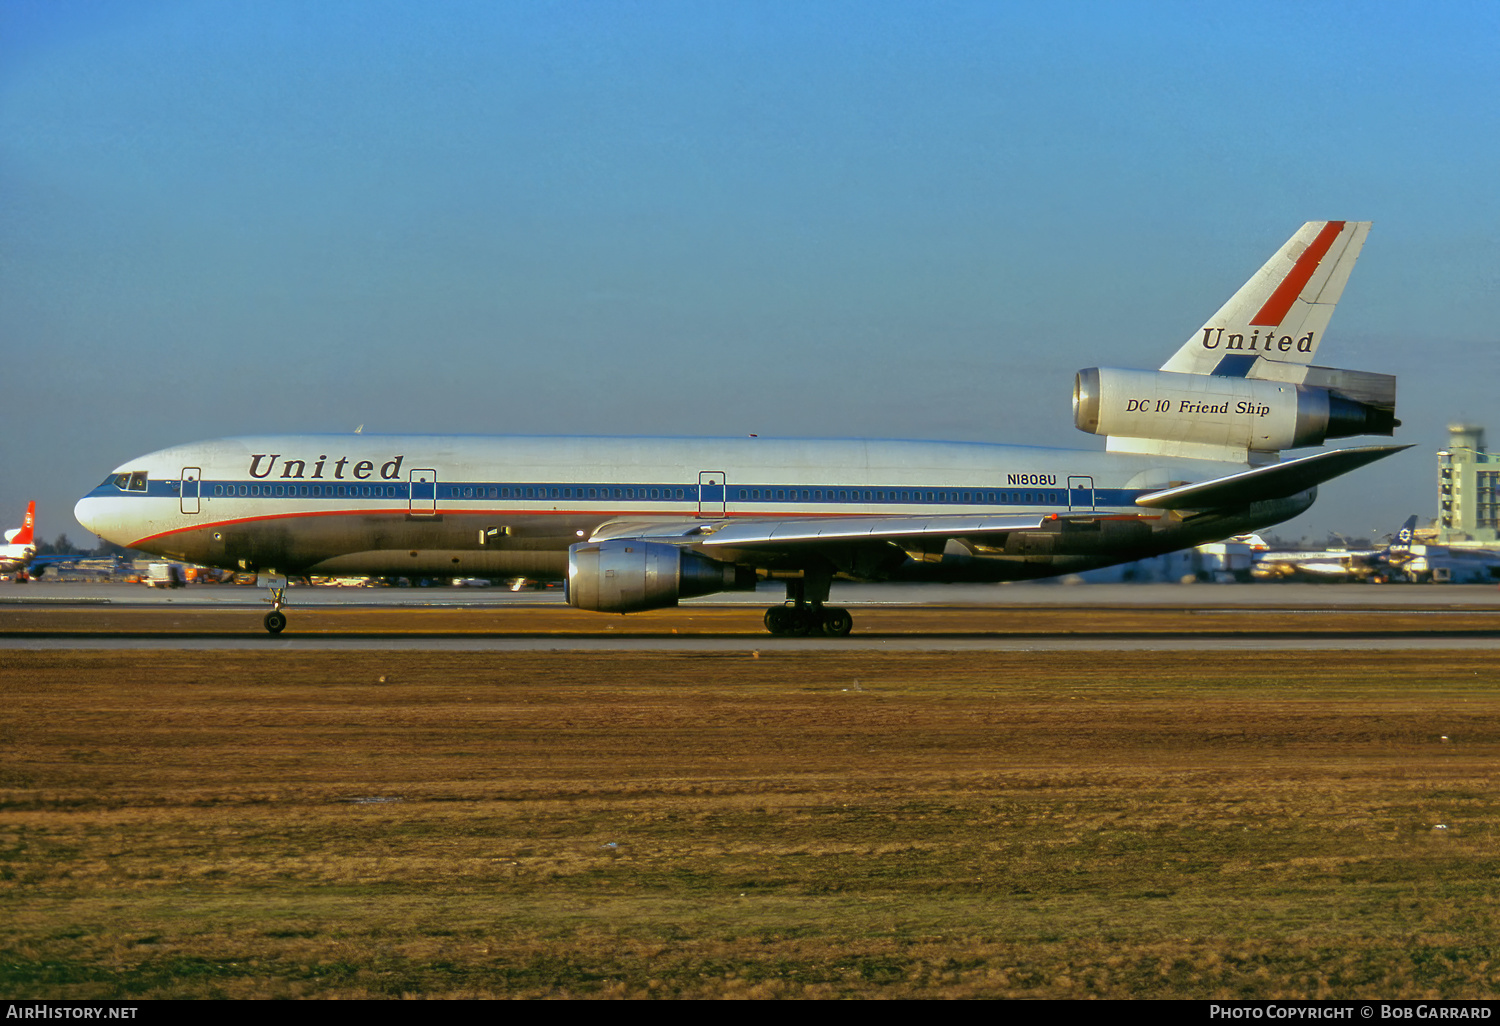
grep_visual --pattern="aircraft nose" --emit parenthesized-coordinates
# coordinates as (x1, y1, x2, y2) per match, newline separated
(74, 495, 101, 536)
(75, 491, 131, 548)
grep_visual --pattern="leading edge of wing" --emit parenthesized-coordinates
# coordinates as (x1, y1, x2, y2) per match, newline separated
(1135, 444, 1411, 511)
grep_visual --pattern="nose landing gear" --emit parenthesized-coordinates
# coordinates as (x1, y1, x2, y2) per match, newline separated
(263, 575, 288, 634)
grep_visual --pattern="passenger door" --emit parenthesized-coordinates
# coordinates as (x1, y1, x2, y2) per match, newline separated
(409, 469, 438, 515)
(1068, 475, 1095, 512)
(180, 467, 201, 515)
(698, 471, 726, 518)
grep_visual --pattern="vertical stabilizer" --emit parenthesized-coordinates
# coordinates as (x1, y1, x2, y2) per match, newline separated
(1161, 221, 1371, 378)
(5, 502, 35, 546)
(1388, 514, 1418, 554)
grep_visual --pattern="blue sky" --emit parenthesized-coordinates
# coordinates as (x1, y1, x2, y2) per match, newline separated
(2, 0, 1496, 545)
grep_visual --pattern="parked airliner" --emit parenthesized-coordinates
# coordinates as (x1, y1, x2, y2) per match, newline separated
(1250, 515, 1419, 582)
(76, 222, 1406, 634)
(1, 502, 87, 580)
(0, 502, 37, 576)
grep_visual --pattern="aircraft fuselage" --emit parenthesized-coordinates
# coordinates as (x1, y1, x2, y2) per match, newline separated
(75, 433, 1312, 583)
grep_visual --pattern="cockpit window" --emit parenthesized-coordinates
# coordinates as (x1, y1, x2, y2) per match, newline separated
(114, 471, 150, 492)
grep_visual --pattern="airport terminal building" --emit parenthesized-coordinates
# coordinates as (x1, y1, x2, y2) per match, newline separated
(1438, 424, 1500, 543)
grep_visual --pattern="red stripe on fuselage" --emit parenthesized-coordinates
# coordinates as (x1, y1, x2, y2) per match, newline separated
(1249, 220, 1345, 326)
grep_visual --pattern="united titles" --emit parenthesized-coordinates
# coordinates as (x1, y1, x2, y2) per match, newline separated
(1200, 327, 1315, 353)
(248, 454, 405, 481)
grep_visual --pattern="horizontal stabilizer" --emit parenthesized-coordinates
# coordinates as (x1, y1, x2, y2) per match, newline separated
(1135, 444, 1410, 510)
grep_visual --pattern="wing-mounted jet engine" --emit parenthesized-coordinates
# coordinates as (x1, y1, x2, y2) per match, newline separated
(1073, 220, 1398, 463)
(567, 540, 757, 613)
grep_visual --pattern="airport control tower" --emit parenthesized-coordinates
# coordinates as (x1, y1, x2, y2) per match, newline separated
(1438, 423, 1499, 543)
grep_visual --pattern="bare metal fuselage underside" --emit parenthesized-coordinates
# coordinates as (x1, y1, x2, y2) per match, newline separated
(148, 495, 1308, 584)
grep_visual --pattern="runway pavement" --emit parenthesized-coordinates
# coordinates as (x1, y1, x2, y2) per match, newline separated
(3, 579, 1499, 650)
(7, 578, 1500, 606)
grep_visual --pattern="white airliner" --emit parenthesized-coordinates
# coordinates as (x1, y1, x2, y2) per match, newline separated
(76, 221, 1406, 634)
(1, 501, 88, 579)
(1250, 515, 1419, 582)
(1, 501, 38, 575)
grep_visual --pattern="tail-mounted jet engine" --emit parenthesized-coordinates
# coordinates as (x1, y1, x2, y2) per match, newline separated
(567, 540, 757, 613)
(1073, 367, 1397, 453)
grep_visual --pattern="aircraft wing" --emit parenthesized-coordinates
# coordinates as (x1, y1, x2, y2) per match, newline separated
(698, 513, 1051, 547)
(588, 513, 1056, 551)
(28, 554, 88, 568)
(1135, 444, 1410, 510)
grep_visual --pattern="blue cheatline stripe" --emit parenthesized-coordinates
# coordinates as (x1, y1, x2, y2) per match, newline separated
(95, 478, 1149, 509)
(206, 481, 1081, 506)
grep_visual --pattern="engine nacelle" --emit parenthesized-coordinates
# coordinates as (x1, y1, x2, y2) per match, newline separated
(1073, 367, 1397, 452)
(566, 540, 757, 613)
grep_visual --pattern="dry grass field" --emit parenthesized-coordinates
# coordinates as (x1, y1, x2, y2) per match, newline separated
(3, 647, 1500, 999)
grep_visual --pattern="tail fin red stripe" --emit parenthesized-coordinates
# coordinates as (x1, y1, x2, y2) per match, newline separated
(1250, 220, 1345, 326)
(13, 501, 35, 545)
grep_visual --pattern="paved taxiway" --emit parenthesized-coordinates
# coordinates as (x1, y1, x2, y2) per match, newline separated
(4, 579, 1499, 650)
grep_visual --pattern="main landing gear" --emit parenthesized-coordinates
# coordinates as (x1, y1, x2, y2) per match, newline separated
(762, 576, 853, 637)
(763, 604, 853, 636)
(263, 576, 288, 634)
